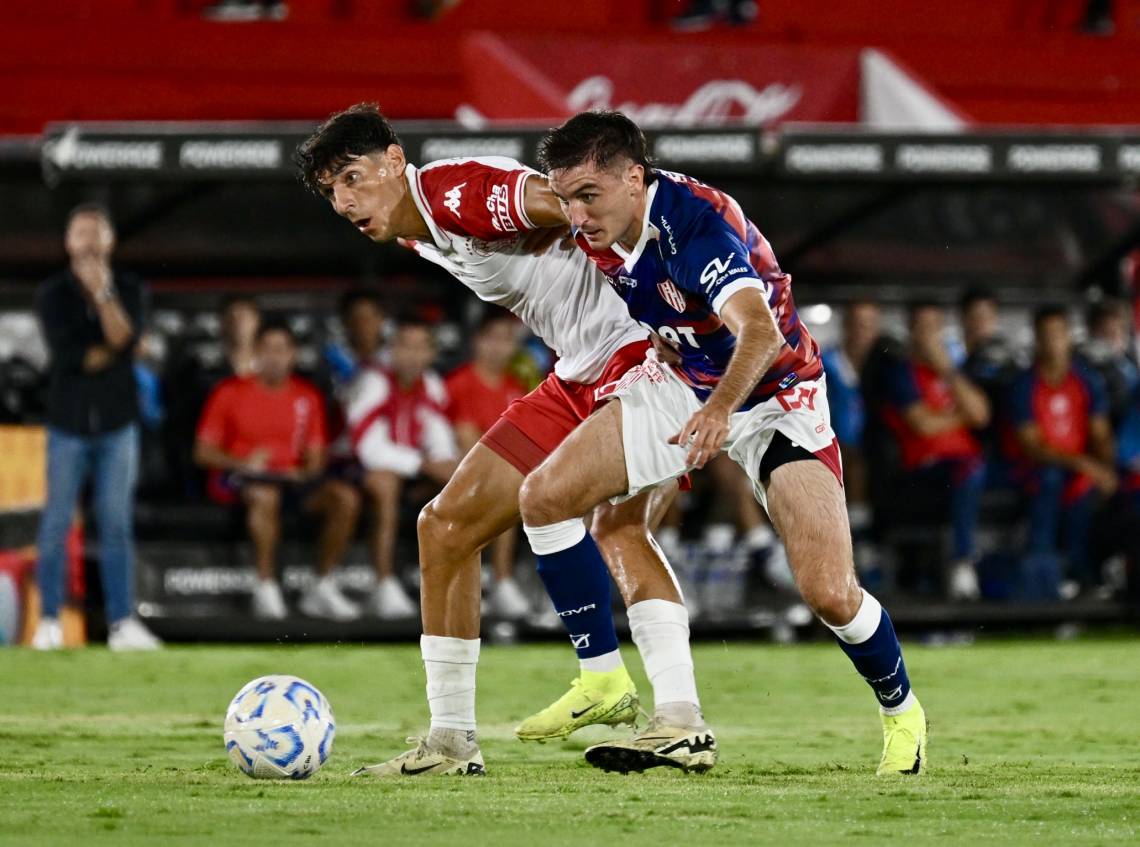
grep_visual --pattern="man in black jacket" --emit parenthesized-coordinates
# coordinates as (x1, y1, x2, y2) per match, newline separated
(31, 204, 161, 651)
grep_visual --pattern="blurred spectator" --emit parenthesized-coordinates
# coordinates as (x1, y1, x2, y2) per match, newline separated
(1110, 384, 1140, 598)
(1080, 297, 1139, 428)
(166, 295, 260, 496)
(822, 301, 880, 579)
(959, 287, 1021, 461)
(194, 318, 362, 622)
(32, 203, 161, 651)
(343, 316, 459, 618)
(445, 309, 529, 618)
(882, 303, 991, 599)
(1011, 306, 1116, 596)
(324, 287, 387, 387)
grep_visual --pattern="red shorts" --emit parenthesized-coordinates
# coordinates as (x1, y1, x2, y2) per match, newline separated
(482, 341, 650, 476)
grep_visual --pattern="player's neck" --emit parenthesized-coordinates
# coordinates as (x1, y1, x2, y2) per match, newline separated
(616, 191, 649, 252)
(393, 184, 432, 242)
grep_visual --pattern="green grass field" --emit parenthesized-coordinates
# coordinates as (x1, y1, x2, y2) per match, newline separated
(2, 637, 1139, 846)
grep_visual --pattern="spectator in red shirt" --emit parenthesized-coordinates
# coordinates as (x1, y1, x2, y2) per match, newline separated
(1011, 306, 1116, 596)
(194, 318, 361, 622)
(882, 303, 991, 599)
(345, 316, 459, 618)
(445, 309, 530, 619)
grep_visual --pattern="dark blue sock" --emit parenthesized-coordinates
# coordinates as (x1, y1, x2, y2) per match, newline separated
(534, 532, 620, 660)
(835, 607, 912, 709)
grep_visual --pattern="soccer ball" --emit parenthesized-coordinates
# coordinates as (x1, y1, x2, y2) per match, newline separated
(223, 674, 335, 780)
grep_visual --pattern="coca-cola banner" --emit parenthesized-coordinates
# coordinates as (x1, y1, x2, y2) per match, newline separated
(461, 34, 862, 126)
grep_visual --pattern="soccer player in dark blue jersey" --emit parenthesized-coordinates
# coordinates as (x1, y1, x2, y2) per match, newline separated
(517, 111, 927, 776)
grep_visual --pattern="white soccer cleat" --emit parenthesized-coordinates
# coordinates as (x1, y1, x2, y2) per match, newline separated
(108, 616, 163, 651)
(489, 577, 531, 620)
(584, 719, 718, 774)
(351, 737, 486, 777)
(366, 576, 418, 619)
(300, 576, 361, 622)
(252, 580, 288, 621)
(30, 617, 64, 650)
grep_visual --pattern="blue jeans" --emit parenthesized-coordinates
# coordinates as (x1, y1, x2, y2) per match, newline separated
(35, 424, 139, 624)
(1025, 466, 1095, 586)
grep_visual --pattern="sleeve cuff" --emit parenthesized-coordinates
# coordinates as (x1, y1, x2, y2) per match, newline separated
(710, 278, 768, 317)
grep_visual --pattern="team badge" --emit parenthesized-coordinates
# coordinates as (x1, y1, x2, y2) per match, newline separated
(657, 280, 687, 313)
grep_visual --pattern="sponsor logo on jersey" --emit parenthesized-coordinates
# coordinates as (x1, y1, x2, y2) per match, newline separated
(658, 280, 688, 313)
(557, 603, 597, 617)
(486, 184, 518, 233)
(658, 215, 678, 255)
(443, 181, 467, 216)
(699, 252, 742, 290)
(616, 275, 638, 288)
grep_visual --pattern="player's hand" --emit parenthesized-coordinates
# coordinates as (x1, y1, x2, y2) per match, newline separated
(669, 401, 731, 469)
(243, 449, 270, 473)
(518, 225, 571, 256)
(649, 332, 682, 366)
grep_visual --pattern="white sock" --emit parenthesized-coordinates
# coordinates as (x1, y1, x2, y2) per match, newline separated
(627, 599, 700, 710)
(580, 649, 624, 673)
(523, 518, 586, 555)
(827, 589, 880, 644)
(421, 634, 479, 733)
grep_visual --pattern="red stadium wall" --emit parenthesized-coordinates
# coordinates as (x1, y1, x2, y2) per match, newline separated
(2, 0, 1139, 133)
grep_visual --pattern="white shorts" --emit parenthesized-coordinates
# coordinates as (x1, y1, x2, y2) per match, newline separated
(600, 355, 842, 512)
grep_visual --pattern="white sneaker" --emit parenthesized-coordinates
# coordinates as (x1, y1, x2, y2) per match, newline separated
(108, 617, 163, 651)
(31, 617, 63, 650)
(948, 560, 981, 601)
(366, 576, 417, 619)
(489, 577, 530, 620)
(252, 580, 288, 621)
(300, 576, 361, 622)
(352, 737, 485, 777)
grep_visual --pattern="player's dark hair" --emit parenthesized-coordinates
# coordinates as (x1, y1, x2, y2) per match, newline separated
(66, 202, 114, 230)
(255, 316, 296, 344)
(1033, 303, 1069, 331)
(959, 286, 997, 313)
(538, 110, 654, 178)
(295, 103, 402, 196)
(338, 286, 385, 322)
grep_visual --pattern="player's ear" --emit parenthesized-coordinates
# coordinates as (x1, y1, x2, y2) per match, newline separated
(626, 162, 644, 195)
(384, 144, 407, 178)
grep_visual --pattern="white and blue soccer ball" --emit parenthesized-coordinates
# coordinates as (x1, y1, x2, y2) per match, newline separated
(224, 675, 335, 780)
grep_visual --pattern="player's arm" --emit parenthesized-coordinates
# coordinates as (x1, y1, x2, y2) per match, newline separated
(1015, 422, 1115, 493)
(522, 175, 570, 227)
(1088, 414, 1116, 467)
(672, 287, 784, 468)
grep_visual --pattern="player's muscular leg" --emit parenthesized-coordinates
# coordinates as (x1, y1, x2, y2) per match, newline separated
(519, 400, 629, 527)
(592, 482, 682, 607)
(418, 443, 524, 639)
(765, 459, 862, 626)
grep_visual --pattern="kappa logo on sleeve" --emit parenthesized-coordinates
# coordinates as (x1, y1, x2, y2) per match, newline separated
(443, 182, 466, 216)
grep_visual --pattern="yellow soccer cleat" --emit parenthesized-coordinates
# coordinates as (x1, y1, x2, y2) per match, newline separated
(515, 668, 639, 742)
(876, 698, 927, 775)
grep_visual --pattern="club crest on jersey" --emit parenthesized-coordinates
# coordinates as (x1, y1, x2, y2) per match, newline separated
(658, 280, 688, 313)
(443, 182, 466, 216)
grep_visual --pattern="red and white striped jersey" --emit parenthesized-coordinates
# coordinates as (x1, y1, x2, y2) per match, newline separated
(405, 158, 647, 384)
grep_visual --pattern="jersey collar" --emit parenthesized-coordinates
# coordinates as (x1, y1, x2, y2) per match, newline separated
(610, 180, 660, 273)
(403, 162, 449, 248)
